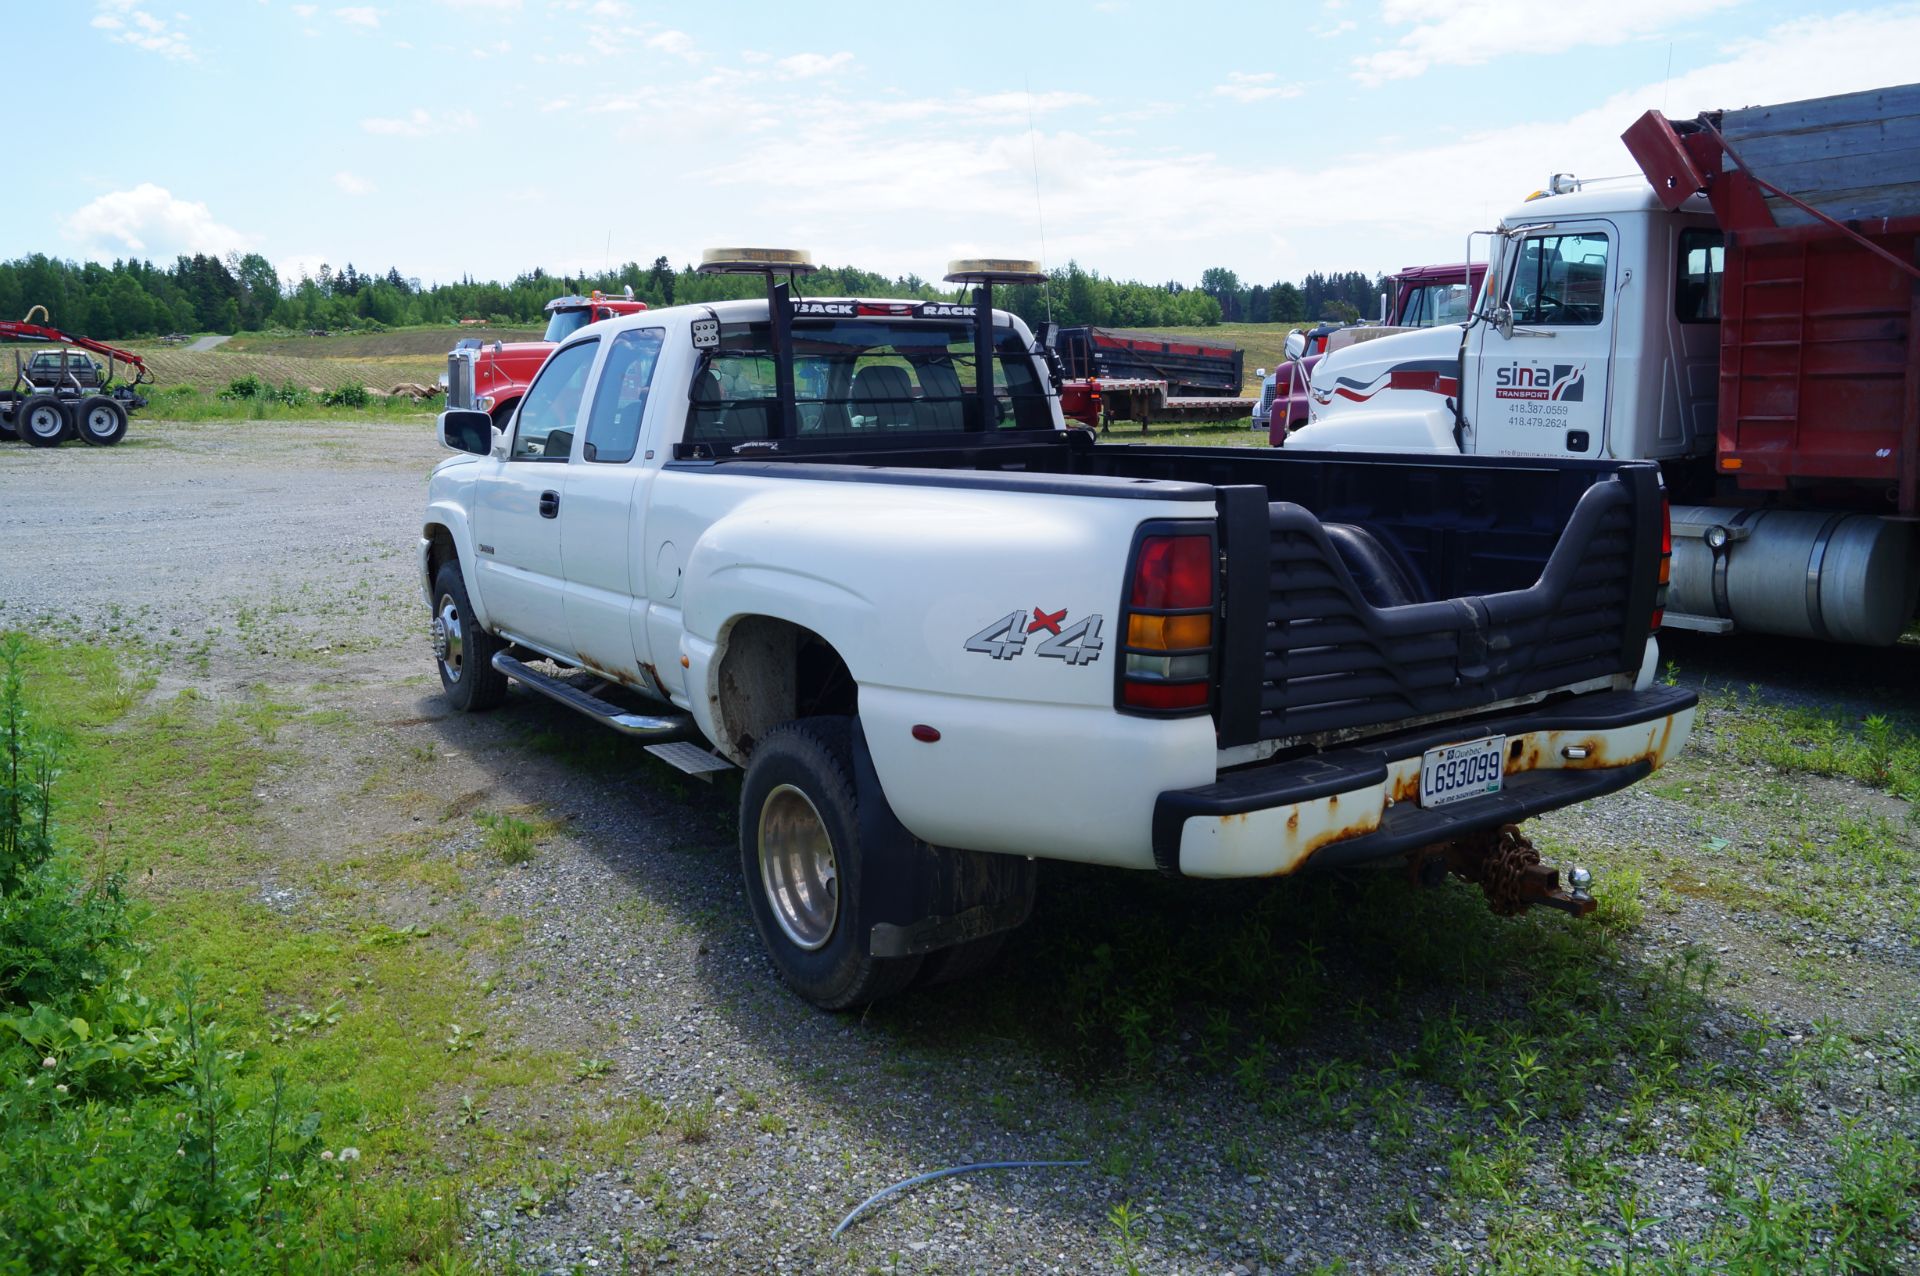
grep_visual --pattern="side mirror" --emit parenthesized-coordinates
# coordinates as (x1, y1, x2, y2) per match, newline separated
(439, 408, 494, 455)
(1493, 306, 1515, 340)
(1254, 367, 1267, 378)
(1034, 320, 1058, 351)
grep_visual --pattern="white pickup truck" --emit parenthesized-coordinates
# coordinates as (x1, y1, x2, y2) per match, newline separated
(421, 252, 1697, 1009)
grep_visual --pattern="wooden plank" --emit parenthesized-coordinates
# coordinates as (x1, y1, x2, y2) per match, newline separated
(1730, 115, 1920, 169)
(1743, 147, 1920, 201)
(1768, 182, 1920, 227)
(1724, 83, 1920, 141)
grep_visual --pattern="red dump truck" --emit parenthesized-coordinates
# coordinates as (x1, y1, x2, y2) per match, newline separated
(1289, 83, 1920, 645)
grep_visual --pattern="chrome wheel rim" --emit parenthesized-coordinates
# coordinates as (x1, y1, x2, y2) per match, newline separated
(434, 593, 464, 682)
(758, 784, 839, 951)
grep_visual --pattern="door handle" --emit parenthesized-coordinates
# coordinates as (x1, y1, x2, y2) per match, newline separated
(539, 490, 560, 519)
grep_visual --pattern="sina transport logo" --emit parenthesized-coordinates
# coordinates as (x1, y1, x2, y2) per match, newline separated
(1493, 363, 1586, 402)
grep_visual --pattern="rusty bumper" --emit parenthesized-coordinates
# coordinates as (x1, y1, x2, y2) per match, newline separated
(1152, 686, 1697, 878)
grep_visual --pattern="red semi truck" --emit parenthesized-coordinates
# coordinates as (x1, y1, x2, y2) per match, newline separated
(1258, 261, 1486, 445)
(445, 288, 648, 427)
(1288, 83, 1920, 645)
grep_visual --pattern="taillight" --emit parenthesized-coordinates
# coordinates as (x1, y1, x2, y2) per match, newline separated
(1119, 528, 1216, 714)
(1652, 493, 1671, 630)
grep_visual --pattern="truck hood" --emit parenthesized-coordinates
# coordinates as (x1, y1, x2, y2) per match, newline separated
(1306, 324, 1465, 416)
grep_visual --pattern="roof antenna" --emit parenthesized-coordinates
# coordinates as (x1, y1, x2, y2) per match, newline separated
(1024, 74, 1053, 323)
(1662, 42, 1673, 114)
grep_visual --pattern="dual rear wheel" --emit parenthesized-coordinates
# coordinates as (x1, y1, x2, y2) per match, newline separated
(5, 395, 127, 447)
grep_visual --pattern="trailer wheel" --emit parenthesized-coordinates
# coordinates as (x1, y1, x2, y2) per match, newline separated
(431, 560, 509, 712)
(740, 717, 922, 1009)
(17, 395, 68, 447)
(77, 397, 128, 447)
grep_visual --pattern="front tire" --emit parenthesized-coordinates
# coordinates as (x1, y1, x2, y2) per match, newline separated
(77, 396, 128, 446)
(17, 395, 68, 447)
(740, 718, 922, 1009)
(431, 560, 509, 712)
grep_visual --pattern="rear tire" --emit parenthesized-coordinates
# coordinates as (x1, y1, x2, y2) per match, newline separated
(431, 560, 509, 712)
(739, 717, 922, 1009)
(77, 397, 128, 446)
(17, 395, 67, 447)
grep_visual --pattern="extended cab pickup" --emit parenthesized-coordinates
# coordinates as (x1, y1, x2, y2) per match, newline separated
(422, 268, 1696, 1009)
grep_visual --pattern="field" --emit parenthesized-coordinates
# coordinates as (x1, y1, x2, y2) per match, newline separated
(113, 323, 545, 395)
(221, 325, 542, 359)
(1110, 322, 1313, 393)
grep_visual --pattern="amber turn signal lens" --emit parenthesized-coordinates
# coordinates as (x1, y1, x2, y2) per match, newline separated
(1126, 613, 1212, 650)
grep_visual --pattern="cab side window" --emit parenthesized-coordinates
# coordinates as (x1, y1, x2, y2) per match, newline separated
(1511, 232, 1609, 327)
(511, 339, 598, 460)
(1676, 229, 1724, 323)
(583, 329, 664, 463)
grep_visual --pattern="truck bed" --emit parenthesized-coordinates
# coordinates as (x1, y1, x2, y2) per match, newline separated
(672, 434, 1664, 749)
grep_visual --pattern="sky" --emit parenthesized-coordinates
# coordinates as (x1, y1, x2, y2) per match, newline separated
(7, 0, 1920, 292)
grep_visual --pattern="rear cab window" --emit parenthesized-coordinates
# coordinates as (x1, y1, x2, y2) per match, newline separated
(1676, 229, 1724, 323)
(684, 316, 1052, 445)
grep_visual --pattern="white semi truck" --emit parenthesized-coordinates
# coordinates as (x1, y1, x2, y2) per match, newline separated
(1287, 85, 1920, 646)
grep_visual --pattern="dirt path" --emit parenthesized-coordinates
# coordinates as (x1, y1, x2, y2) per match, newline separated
(2, 418, 1914, 1274)
(184, 333, 233, 352)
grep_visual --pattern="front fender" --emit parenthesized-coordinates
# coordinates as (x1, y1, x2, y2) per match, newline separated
(422, 502, 492, 627)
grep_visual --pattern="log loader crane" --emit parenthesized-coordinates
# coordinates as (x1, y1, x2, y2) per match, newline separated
(0, 307, 153, 447)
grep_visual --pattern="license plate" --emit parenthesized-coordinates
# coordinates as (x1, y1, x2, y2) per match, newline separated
(1419, 735, 1507, 809)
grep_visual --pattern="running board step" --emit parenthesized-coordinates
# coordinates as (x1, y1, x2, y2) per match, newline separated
(644, 741, 737, 781)
(491, 652, 694, 741)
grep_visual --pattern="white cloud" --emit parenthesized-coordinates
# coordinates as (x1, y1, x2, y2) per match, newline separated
(433, 0, 519, 8)
(647, 6, 1920, 286)
(61, 184, 252, 261)
(776, 51, 853, 78)
(91, 0, 193, 59)
(1353, 0, 1741, 85)
(333, 5, 381, 27)
(1316, 19, 1355, 38)
(360, 107, 479, 136)
(646, 29, 694, 58)
(1212, 72, 1302, 103)
(333, 171, 375, 195)
(275, 254, 331, 284)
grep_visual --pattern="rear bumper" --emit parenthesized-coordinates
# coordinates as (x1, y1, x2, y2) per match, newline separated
(1153, 687, 1697, 878)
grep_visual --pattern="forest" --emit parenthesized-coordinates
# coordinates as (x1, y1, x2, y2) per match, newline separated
(0, 251, 1393, 339)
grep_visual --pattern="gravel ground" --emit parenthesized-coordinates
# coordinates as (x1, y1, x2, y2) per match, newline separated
(3, 419, 1916, 1275)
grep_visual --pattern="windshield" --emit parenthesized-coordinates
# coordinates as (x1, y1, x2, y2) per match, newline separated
(542, 308, 593, 343)
(686, 318, 1053, 442)
(1398, 282, 1474, 327)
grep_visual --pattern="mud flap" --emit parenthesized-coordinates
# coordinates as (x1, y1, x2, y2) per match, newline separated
(851, 721, 1037, 959)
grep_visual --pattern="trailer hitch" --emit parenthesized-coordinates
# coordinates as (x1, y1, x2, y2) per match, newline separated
(1410, 824, 1596, 917)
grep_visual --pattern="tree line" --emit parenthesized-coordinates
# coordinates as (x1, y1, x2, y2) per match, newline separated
(0, 251, 1396, 340)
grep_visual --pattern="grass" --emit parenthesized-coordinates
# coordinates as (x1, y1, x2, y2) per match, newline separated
(4, 635, 732, 1268)
(221, 325, 541, 360)
(124, 346, 446, 394)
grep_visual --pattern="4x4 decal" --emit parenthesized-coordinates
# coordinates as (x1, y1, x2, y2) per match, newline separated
(965, 608, 1105, 665)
